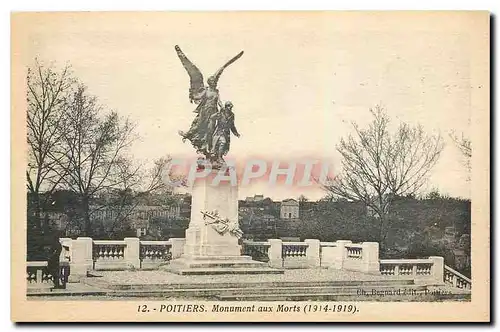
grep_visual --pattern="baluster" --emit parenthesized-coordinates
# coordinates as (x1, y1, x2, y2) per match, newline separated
(101, 246, 106, 260)
(104, 246, 110, 260)
(165, 247, 170, 259)
(36, 269, 43, 284)
(394, 265, 400, 276)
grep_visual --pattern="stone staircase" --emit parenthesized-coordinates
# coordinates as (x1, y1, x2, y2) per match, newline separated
(80, 278, 470, 301)
(167, 255, 284, 275)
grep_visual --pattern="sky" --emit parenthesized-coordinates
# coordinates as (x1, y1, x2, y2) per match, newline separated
(16, 12, 482, 200)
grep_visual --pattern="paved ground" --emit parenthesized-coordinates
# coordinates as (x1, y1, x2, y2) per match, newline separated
(92, 268, 412, 285)
(27, 269, 469, 302)
(27, 268, 413, 299)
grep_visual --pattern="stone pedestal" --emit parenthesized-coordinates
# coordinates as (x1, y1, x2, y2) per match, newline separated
(124, 237, 141, 269)
(68, 237, 93, 282)
(360, 242, 380, 273)
(183, 169, 241, 257)
(169, 169, 283, 275)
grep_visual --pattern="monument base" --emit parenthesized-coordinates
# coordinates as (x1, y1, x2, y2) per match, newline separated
(168, 168, 283, 275)
(167, 255, 284, 275)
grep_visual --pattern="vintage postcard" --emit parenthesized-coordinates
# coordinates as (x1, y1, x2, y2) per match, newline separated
(11, 11, 489, 322)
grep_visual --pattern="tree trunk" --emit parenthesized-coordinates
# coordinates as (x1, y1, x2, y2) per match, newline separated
(27, 193, 43, 260)
(31, 195, 42, 233)
(378, 214, 385, 253)
(82, 195, 92, 237)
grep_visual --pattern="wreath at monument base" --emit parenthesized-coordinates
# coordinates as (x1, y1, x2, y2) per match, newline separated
(201, 210, 243, 239)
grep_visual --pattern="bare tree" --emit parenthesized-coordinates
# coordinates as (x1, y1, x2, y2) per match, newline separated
(54, 85, 136, 236)
(324, 105, 444, 245)
(103, 156, 182, 237)
(297, 195, 309, 202)
(26, 60, 75, 233)
(450, 131, 471, 177)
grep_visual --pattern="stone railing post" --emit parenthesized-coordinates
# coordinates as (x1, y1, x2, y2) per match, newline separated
(170, 238, 186, 259)
(331, 240, 352, 269)
(124, 237, 141, 269)
(268, 239, 283, 268)
(69, 237, 93, 282)
(304, 239, 320, 267)
(59, 237, 72, 262)
(361, 242, 380, 273)
(429, 256, 445, 284)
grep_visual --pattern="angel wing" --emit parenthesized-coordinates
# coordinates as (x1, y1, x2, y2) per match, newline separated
(210, 50, 244, 87)
(175, 45, 205, 103)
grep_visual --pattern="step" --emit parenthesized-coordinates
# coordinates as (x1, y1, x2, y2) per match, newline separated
(170, 260, 268, 269)
(178, 255, 254, 261)
(27, 290, 108, 297)
(171, 267, 285, 275)
(106, 284, 427, 298)
(84, 278, 415, 291)
(216, 291, 471, 301)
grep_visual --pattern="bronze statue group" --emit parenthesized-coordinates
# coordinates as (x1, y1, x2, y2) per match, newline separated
(175, 45, 242, 168)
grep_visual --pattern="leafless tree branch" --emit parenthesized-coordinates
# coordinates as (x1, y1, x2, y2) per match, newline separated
(323, 105, 444, 243)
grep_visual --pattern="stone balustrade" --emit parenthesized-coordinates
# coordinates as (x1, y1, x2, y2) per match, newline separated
(58, 237, 185, 280)
(93, 240, 127, 270)
(26, 261, 70, 291)
(444, 265, 472, 290)
(28, 237, 468, 290)
(379, 257, 444, 284)
(242, 239, 379, 271)
(343, 242, 380, 273)
(241, 240, 457, 287)
(140, 240, 173, 270)
(281, 241, 309, 268)
(242, 241, 270, 262)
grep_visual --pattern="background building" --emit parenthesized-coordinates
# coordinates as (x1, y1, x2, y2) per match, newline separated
(280, 199, 299, 219)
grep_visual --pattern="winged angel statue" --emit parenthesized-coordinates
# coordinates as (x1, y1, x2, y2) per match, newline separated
(175, 45, 243, 167)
